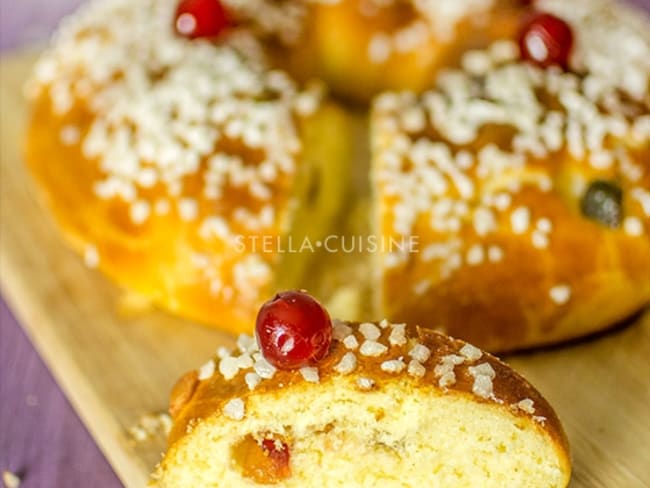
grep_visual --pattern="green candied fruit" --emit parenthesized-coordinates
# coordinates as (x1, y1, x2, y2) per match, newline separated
(580, 180, 623, 228)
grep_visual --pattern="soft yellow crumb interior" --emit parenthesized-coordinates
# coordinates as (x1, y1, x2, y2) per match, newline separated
(154, 377, 567, 487)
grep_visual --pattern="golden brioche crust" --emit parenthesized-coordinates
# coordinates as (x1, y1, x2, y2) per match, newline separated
(283, 0, 525, 102)
(372, 138, 650, 351)
(167, 320, 570, 468)
(371, 0, 650, 351)
(26, 93, 296, 333)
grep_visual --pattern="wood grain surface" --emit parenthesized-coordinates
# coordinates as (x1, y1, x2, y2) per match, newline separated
(1, 50, 649, 488)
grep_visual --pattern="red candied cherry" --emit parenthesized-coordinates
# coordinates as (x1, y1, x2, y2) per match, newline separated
(261, 439, 291, 478)
(255, 291, 332, 370)
(174, 0, 231, 40)
(518, 12, 574, 69)
(234, 435, 291, 483)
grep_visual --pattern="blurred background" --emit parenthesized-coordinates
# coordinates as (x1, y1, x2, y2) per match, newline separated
(0, 0, 650, 51)
(2, 0, 649, 51)
(1, 0, 84, 51)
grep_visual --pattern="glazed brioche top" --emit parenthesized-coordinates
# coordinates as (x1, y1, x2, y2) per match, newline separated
(222, 0, 496, 45)
(24, 0, 502, 209)
(26, 0, 324, 307)
(373, 0, 650, 302)
(24, 0, 498, 308)
(168, 319, 569, 456)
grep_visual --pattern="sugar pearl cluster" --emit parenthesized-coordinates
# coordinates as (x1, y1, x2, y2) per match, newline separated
(413, 0, 495, 42)
(202, 320, 541, 424)
(374, 0, 649, 304)
(26, 0, 325, 305)
(540, 0, 650, 100)
(229, 0, 497, 54)
(223, 0, 307, 44)
(367, 0, 495, 64)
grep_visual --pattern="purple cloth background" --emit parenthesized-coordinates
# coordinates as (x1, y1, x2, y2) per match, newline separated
(1, 1, 650, 487)
(0, 303, 122, 487)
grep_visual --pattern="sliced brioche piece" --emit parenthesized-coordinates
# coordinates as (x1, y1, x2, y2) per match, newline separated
(152, 320, 570, 487)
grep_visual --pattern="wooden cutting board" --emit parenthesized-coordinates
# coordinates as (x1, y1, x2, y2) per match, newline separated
(1, 49, 649, 488)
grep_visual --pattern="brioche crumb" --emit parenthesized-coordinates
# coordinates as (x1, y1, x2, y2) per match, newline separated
(2, 471, 21, 488)
(128, 412, 172, 442)
(157, 376, 568, 487)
